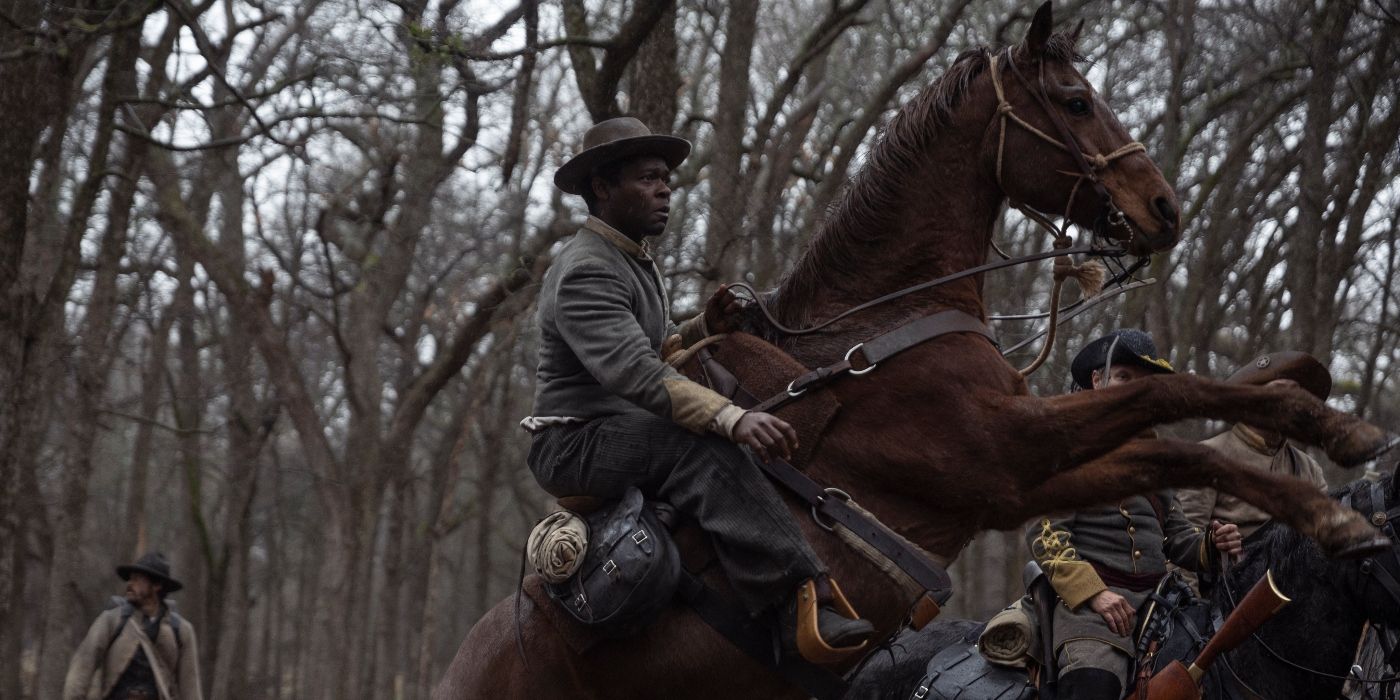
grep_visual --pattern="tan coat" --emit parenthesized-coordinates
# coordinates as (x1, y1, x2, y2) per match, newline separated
(1180, 425, 1328, 540)
(63, 605, 202, 700)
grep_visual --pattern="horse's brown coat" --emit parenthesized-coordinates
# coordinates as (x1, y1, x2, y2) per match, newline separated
(435, 7, 1392, 699)
(703, 331, 841, 466)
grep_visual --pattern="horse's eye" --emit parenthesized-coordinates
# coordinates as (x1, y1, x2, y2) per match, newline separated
(1067, 97, 1092, 116)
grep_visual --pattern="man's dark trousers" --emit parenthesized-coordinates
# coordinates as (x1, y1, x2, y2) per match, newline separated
(529, 411, 823, 615)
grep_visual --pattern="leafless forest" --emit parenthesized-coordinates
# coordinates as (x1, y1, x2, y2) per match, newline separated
(2, 0, 1398, 698)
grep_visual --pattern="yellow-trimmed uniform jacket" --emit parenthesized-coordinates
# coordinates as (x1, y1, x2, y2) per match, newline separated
(1027, 492, 1216, 610)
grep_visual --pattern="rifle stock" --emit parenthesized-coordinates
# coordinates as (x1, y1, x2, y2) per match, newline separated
(1189, 569, 1290, 677)
(1145, 569, 1289, 698)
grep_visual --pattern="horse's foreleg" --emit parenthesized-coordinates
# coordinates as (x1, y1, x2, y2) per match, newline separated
(1021, 375, 1390, 467)
(993, 438, 1386, 557)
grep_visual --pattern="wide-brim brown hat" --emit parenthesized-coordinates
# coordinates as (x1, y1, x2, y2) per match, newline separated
(117, 551, 183, 594)
(1227, 351, 1331, 400)
(1070, 329, 1174, 390)
(554, 116, 691, 195)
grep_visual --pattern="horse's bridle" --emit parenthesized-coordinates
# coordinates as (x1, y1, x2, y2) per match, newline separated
(985, 46, 1146, 243)
(981, 47, 1152, 374)
(1216, 480, 1400, 698)
(724, 47, 1157, 374)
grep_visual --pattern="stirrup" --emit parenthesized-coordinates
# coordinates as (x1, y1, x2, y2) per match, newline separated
(795, 578, 869, 664)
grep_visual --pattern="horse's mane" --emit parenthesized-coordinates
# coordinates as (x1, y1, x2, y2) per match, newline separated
(1224, 473, 1396, 605)
(771, 32, 1086, 330)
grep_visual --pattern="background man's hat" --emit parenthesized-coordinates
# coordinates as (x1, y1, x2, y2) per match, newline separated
(1070, 328, 1174, 390)
(1227, 351, 1331, 400)
(554, 117, 691, 195)
(117, 552, 183, 594)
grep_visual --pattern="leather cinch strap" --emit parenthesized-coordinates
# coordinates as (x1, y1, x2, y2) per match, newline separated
(751, 309, 997, 415)
(750, 444, 955, 602)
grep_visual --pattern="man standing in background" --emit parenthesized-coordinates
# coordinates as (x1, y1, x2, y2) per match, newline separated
(63, 552, 202, 700)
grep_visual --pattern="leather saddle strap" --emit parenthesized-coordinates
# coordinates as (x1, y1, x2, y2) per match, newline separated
(757, 454, 953, 603)
(676, 572, 849, 700)
(696, 354, 954, 602)
(749, 310, 996, 414)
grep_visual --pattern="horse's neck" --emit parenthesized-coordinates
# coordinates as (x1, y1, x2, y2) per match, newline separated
(776, 113, 1003, 365)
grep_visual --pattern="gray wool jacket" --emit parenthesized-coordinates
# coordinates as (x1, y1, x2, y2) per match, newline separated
(528, 217, 740, 434)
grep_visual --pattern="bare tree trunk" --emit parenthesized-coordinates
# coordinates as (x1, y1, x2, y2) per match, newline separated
(32, 20, 146, 695)
(414, 389, 474, 698)
(0, 9, 76, 686)
(1287, 0, 1354, 357)
(372, 483, 409, 699)
(1357, 223, 1398, 419)
(703, 0, 759, 282)
(123, 306, 174, 559)
(628, 2, 678, 133)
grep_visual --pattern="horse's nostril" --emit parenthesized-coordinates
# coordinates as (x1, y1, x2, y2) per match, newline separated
(1153, 197, 1178, 228)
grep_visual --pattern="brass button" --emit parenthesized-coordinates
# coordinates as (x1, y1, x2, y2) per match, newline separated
(1128, 526, 1136, 534)
(1133, 550, 1142, 559)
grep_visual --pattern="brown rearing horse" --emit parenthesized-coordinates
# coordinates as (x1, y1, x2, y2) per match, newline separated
(435, 5, 1393, 699)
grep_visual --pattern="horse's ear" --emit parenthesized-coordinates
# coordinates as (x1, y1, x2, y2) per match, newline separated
(1024, 1, 1054, 57)
(1069, 18, 1085, 47)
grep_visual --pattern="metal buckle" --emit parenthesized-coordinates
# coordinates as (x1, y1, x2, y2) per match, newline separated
(844, 343, 877, 375)
(631, 530, 648, 545)
(574, 592, 587, 608)
(786, 378, 807, 398)
(810, 487, 853, 532)
(602, 559, 618, 576)
(914, 685, 930, 699)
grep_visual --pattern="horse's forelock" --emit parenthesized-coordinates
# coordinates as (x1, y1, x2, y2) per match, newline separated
(1016, 30, 1088, 65)
(1043, 31, 1087, 63)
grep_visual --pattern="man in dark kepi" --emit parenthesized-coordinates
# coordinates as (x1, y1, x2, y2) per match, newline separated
(63, 552, 202, 700)
(1027, 329, 1241, 699)
(522, 116, 873, 661)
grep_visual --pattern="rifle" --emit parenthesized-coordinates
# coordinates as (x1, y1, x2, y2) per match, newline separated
(1143, 569, 1290, 699)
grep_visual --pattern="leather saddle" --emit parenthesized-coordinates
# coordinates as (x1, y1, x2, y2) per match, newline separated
(882, 567, 1211, 700)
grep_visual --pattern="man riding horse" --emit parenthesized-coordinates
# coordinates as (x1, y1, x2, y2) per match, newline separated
(522, 116, 873, 661)
(1028, 329, 1242, 699)
(439, 5, 1397, 697)
(1180, 353, 1333, 541)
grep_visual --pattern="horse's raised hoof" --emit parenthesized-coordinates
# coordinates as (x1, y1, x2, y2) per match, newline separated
(1322, 419, 1393, 468)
